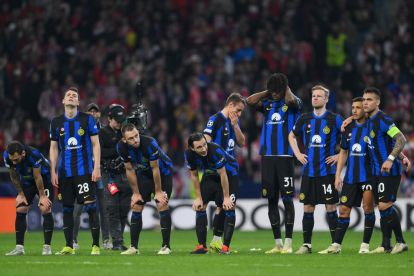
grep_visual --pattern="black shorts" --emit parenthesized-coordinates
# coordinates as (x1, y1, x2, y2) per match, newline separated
(201, 173, 239, 206)
(58, 175, 97, 205)
(300, 175, 338, 205)
(340, 181, 374, 208)
(372, 175, 401, 204)
(22, 176, 54, 206)
(138, 174, 173, 203)
(261, 156, 295, 199)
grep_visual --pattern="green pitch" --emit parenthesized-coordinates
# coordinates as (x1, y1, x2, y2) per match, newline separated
(1, 230, 413, 275)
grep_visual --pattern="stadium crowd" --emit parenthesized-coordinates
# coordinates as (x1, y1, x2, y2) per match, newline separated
(0, 0, 413, 197)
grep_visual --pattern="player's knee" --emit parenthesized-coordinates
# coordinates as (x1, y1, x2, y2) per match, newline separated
(16, 206, 28, 213)
(325, 204, 337, 213)
(304, 205, 315, 213)
(338, 205, 351, 217)
(362, 203, 374, 214)
(157, 205, 169, 212)
(268, 198, 278, 208)
(378, 202, 392, 211)
(215, 207, 222, 214)
(132, 205, 144, 212)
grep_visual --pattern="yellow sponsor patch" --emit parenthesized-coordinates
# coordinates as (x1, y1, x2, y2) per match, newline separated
(78, 127, 85, 136)
(323, 126, 330, 134)
(370, 130, 375, 138)
(341, 196, 348, 203)
(282, 105, 288, 112)
(262, 189, 267, 197)
(299, 193, 305, 200)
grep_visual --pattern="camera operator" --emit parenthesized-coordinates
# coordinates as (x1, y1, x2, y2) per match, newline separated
(99, 104, 131, 250)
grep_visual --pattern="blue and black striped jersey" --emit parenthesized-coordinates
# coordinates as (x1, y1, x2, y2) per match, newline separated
(3, 146, 50, 187)
(292, 110, 343, 177)
(366, 111, 402, 177)
(259, 98, 302, 156)
(341, 121, 371, 184)
(50, 111, 98, 177)
(185, 142, 239, 176)
(117, 135, 173, 178)
(203, 112, 237, 157)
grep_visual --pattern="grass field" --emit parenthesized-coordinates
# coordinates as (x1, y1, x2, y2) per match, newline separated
(1, 230, 413, 275)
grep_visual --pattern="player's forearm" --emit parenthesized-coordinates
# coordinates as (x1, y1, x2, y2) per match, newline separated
(335, 150, 348, 178)
(126, 168, 140, 194)
(190, 172, 202, 198)
(49, 145, 58, 173)
(246, 90, 268, 106)
(219, 173, 230, 198)
(234, 125, 245, 147)
(92, 140, 101, 170)
(34, 174, 46, 196)
(288, 132, 301, 157)
(390, 132, 407, 159)
(9, 170, 23, 194)
(285, 88, 301, 108)
(152, 167, 162, 193)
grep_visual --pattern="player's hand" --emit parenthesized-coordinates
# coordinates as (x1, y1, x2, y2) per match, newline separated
(51, 171, 59, 188)
(16, 193, 28, 207)
(154, 191, 168, 207)
(192, 198, 204, 211)
(341, 117, 353, 132)
(326, 154, 339, 165)
(131, 192, 144, 208)
(295, 153, 308, 165)
(229, 111, 238, 126)
(92, 167, 101, 182)
(38, 195, 52, 212)
(222, 196, 234, 210)
(381, 159, 393, 174)
(402, 157, 411, 173)
(334, 176, 343, 191)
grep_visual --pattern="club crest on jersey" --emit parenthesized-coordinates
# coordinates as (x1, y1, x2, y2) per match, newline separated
(323, 126, 330, 134)
(78, 127, 85, 136)
(341, 196, 347, 203)
(363, 136, 369, 143)
(370, 130, 375, 138)
(262, 188, 267, 197)
(207, 120, 213, 127)
(282, 105, 288, 112)
(299, 193, 305, 200)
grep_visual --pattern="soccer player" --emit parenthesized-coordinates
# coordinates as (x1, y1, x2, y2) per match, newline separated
(203, 92, 245, 252)
(4, 141, 54, 256)
(246, 73, 302, 254)
(185, 133, 238, 254)
(288, 85, 343, 254)
(318, 97, 375, 254)
(117, 123, 172, 255)
(49, 87, 101, 255)
(360, 87, 411, 254)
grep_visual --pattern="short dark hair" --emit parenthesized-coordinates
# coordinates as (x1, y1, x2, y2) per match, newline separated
(68, 87, 78, 93)
(225, 93, 246, 106)
(7, 141, 24, 155)
(352, 97, 364, 103)
(188, 132, 205, 148)
(266, 73, 288, 94)
(363, 87, 381, 98)
(121, 123, 137, 136)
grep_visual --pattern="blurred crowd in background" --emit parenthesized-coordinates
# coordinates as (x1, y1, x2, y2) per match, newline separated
(1, 0, 413, 198)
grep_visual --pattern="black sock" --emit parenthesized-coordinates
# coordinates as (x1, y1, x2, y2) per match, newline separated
(302, 212, 314, 244)
(159, 210, 171, 248)
(268, 199, 281, 239)
(15, 212, 27, 245)
(212, 209, 225, 237)
(85, 202, 100, 247)
(327, 211, 338, 243)
(130, 212, 142, 249)
(388, 206, 405, 243)
(63, 206, 74, 248)
(196, 211, 207, 247)
(380, 211, 391, 250)
(334, 217, 350, 244)
(42, 213, 54, 245)
(363, 212, 375, 244)
(223, 210, 236, 247)
(282, 197, 295, 239)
